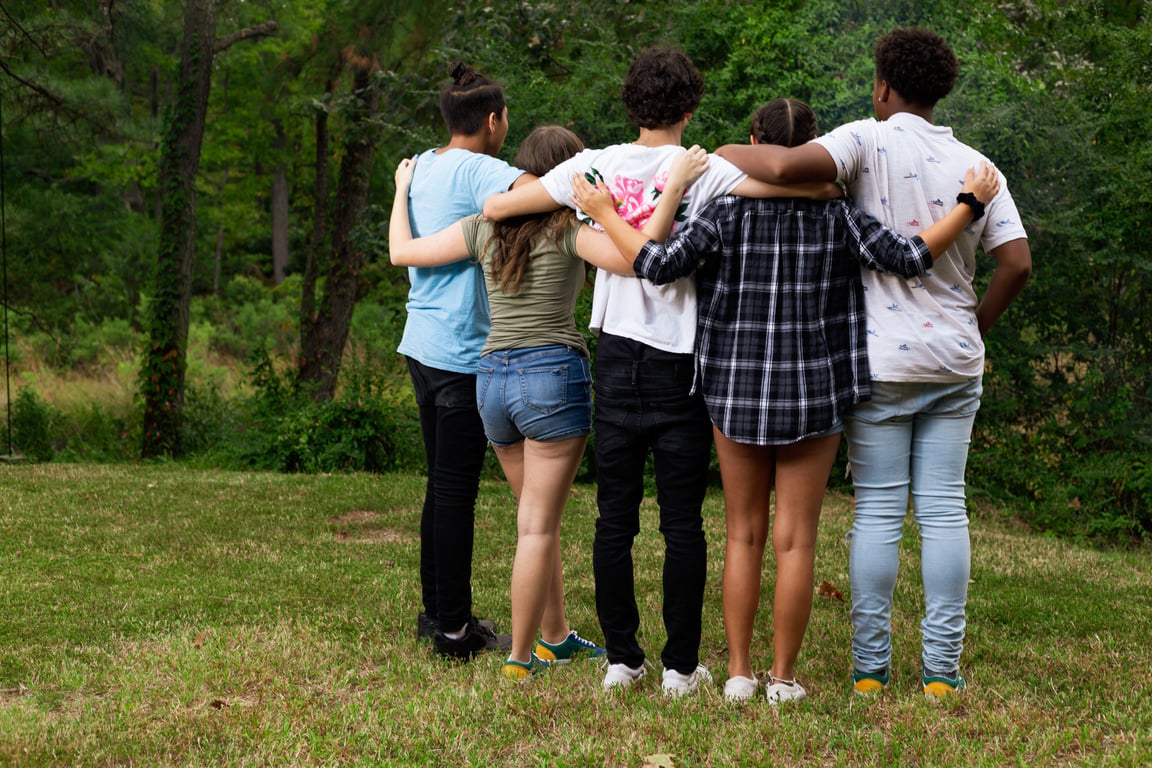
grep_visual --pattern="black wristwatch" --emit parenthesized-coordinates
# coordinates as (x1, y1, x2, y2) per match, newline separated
(956, 192, 986, 221)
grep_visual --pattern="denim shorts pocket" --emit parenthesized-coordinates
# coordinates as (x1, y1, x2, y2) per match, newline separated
(518, 365, 568, 415)
(476, 365, 496, 411)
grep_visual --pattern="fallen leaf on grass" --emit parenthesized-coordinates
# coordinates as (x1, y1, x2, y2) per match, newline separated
(193, 632, 206, 648)
(818, 581, 844, 602)
(643, 753, 675, 768)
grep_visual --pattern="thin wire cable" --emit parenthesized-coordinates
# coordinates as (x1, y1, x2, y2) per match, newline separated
(1, 81, 12, 456)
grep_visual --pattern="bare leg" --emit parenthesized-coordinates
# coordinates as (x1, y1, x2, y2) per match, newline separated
(714, 427, 775, 681)
(505, 435, 587, 662)
(768, 433, 840, 681)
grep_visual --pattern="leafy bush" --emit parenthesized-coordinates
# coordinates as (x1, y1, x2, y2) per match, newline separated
(9, 388, 57, 461)
(230, 350, 424, 474)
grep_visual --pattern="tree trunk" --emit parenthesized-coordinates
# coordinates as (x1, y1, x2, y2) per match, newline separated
(298, 64, 378, 401)
(299, 87, 331, 373)
(271, 164, 289, 284)
(140, 4, 276, 458)
(140, 0, 215, 458)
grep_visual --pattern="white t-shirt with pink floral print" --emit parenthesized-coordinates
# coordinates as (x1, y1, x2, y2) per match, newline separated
(539, 144, 746, 354)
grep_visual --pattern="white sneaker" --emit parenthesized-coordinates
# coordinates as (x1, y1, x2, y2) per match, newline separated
(601, 660, 648, 690)
(765, 676, 807, 705)
(661, 664, 712, 697)
(723, 675, 759, 703)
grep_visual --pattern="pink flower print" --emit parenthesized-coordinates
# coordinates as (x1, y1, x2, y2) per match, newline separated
(652, 170, 670, 193)
(611, 174, 657, 231)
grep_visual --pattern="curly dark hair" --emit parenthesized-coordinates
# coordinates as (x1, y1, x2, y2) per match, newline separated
(874, 29, 958, 108)
(621, 47, 704, 130)
(750, 98, 818, 148)
(440, 60, 506, 135)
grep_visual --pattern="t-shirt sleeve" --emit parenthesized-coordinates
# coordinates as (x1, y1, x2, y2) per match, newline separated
(841, 200, 932, 278)
(539, 149, 600, 210)
(978, 175, 1028, 251)
(693, 154, 748, 197)
(813, 118, 873, 186)
(465, 156, 527, 210)
(459, 214, 487, 261)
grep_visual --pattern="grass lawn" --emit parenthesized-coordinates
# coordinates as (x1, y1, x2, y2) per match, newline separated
(1, 463, 1149, 767)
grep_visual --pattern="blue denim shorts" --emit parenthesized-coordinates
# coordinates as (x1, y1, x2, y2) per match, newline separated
(476, 345, 592, 446)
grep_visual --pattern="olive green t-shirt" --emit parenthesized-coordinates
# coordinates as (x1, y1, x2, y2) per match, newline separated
(461, 215, 589, 357)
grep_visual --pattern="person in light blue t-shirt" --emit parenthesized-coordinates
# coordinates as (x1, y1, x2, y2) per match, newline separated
(398, 61, 528, 661)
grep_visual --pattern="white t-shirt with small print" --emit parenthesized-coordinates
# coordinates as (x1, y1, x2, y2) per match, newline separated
(815, 113, 1027, 381)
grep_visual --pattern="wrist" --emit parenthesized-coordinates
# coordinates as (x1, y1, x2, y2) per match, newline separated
(956, 192, 986, 221)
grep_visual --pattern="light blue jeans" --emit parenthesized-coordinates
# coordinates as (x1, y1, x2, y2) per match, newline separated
(844, 377, 982, 676)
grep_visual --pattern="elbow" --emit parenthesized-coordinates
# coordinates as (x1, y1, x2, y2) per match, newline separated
(482, 197, 505, 220)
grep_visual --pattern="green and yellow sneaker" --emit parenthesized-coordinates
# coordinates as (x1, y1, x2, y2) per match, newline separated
(502, 653, 548, 681)
(923, 668, 966, 698)
(852, 668, 890, 696)
(534, 630, 606, 664)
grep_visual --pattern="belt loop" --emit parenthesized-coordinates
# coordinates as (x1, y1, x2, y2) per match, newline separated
(631, 360, 639, 386)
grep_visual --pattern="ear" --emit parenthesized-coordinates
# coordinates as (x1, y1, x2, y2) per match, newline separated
(749, 135, 759, 145)
(876, 80, 892, 103)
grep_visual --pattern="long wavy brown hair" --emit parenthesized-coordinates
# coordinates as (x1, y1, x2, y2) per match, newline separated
(487, 125, 583, 294)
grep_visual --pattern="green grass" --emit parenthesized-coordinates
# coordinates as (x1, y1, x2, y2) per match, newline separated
(1, 463, 1150, 767)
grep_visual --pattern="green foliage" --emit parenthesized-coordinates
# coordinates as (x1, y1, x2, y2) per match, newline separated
(7, 385, 138, 464)
(3, 0, 1151, 537)
(9, 388, 57, 462)
(230, 350, 422, 474)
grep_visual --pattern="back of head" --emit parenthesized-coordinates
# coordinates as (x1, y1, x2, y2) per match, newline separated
(621, 47, 704, 130)
(440, 60, 506, 136)
(874, 29, 958, 108)
(489, 125, 585, 295)
(750, 98, 818, 147)
(512, 125, 584, 176)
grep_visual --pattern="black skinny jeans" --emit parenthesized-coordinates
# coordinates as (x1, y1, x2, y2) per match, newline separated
(591, 333, 712, 675)
(407, 357, 489, 634)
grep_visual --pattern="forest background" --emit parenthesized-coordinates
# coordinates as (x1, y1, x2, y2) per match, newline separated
(1, 0, 1149, 541)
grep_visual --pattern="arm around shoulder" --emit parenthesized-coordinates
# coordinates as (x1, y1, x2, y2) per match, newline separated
(715, 141, 837, 184)
(482, 178, 561, 220)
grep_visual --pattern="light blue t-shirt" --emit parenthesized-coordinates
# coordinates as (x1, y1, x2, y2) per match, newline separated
(397, 148, 524, 373)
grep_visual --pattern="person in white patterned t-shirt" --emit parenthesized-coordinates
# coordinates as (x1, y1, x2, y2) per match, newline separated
(717, 28, 1031, 699)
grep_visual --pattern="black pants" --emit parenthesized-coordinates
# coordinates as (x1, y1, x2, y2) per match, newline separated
(407, 357, 489, 633)
(591, 334, 711, 674)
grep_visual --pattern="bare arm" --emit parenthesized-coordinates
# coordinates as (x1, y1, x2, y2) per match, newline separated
(916, 163, 1001, 259)
(571, 146, 710, 274)
(388, 157, 472, 267)
(976, 238, 1032, 336)
(730, 177, 843, 200)
(639, 145, 710, 241)
(715, 141, 838, 184)
(482, 178, 561, 220)
(572, 175, 655, 264)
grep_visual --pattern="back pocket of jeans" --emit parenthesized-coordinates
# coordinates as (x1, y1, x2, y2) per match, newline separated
(476, 365, 496, 411)
(518, 365, 568, 415)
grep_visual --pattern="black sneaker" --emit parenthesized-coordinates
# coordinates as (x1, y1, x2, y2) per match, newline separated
(433, 617, 511, 660)
(417, 612, 438, 641)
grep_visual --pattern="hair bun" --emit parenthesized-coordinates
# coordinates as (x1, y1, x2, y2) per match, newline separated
(449, 60, 478, 86)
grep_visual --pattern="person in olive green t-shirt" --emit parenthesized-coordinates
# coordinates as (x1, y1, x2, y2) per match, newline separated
(389, 125, 708, 680)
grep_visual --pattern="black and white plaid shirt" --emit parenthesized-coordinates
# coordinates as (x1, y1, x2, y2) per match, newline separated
(634, 196, 932, 445)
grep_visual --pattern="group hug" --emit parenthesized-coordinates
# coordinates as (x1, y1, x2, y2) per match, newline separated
(389, 28, 1031, 704)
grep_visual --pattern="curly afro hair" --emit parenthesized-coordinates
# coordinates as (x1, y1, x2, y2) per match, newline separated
(874, 29, 958, 107)
(621, 48, 704, 130)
